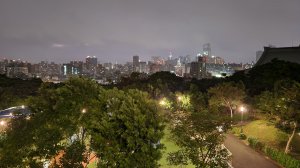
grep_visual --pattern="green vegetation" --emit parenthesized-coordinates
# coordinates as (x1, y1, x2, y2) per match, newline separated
(232, 120, 288, 149)
(0, 77, 165, 167)
(2, 60, 300, 167)
(232, 120, 300, 168)
(208, 82, 246, 118)
(264, 147, 300, 168)
(159, 129, 194, 168)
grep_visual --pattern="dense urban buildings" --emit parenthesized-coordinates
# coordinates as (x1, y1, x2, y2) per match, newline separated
(0, 44, 257, 83)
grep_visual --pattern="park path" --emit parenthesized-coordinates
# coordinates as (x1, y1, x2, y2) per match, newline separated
(224, 134, 281, 168)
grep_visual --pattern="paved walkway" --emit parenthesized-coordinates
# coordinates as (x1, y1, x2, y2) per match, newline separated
(224, 134, 281, 168)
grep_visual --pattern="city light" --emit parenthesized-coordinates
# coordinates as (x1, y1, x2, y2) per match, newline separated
(82, 108, 87, 113)
(177, 96, 182, 101)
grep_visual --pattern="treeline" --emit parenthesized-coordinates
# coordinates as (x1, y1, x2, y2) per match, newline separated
(0, 75, 42, 109)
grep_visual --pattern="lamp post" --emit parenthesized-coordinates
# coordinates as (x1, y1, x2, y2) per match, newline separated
(239, 106, 246, 133)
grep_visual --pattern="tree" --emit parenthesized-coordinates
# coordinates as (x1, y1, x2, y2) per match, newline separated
(0, 77, 165, 167)
(167, 109, 231, 168)
(85, 89, 165, 168)
(0, 77, 103, 167)
(208, 82, 246, 118)
(256, 80, 300, 154)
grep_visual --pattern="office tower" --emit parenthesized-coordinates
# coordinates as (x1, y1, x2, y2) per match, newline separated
(86, 56, 97, 71)
(133, 55, 139, 72)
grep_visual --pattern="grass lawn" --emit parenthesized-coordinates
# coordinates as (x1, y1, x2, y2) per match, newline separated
(159, 128, 194, 168)
(231, 120, 300, 155)
(87, 128, 195, 168)
(87, 162, 97, 168)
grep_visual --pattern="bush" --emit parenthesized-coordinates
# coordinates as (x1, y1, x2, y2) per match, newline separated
(247, 137, 264, 151)
(264, 147, 300, 168)
(239, 133, 247, 140)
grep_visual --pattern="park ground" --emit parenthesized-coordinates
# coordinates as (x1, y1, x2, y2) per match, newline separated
(88, 119, 300, 167)
(231, 119, 300, 159)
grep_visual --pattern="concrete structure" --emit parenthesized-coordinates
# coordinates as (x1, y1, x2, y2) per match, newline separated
(86, 56, 97, 71)
(190, 56, 206, 79)
(256, 50, 263, 62)
(133, 55, 139, 72)
(256, 46, 300, 66)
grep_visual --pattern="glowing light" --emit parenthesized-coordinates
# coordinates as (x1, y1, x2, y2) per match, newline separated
(159, 100, 166, 106)
(240, 106, 246, 112)
(177, 96, 182, 101)
(0, 121, 6, 126)
(82, 108, 87, 113)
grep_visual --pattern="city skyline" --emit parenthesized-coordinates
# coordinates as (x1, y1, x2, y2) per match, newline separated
(0, 0, 299, 64)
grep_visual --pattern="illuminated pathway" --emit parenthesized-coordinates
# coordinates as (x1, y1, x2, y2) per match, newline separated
(224, 134, 281, 168)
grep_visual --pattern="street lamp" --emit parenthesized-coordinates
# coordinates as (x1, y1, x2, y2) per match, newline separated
(239, 106, 246, 133)
(177, 96, 182, 101)
(81, 108, 87, 114)
(0, 120, 6, 126)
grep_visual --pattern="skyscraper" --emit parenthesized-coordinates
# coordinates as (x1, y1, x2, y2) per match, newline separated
(190, 55, 207, 79)
(86, 56, 97, 72)
(203, 43, 212, 57)
(133, 55, 139, 72)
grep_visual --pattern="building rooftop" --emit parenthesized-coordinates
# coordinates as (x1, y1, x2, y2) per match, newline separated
(256, 46, 300, 66)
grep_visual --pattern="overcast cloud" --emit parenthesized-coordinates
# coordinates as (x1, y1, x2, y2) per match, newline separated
(0, 0, 299, 63)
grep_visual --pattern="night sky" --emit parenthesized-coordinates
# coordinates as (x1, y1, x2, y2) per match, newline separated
(0, 0, 299, 64)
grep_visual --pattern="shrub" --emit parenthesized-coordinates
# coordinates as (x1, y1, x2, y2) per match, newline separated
(264, 147, 300, 168)
(239, 133, 247, 140)
(247, 137, 264, 151)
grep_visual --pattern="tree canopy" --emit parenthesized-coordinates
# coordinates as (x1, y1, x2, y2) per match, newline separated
(0, 77, 165, 167)
(208, 82, 246, 118)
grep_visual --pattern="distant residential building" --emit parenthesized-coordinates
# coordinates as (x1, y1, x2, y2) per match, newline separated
(149, 62, 162, 74)
(0, 59, 8, 74)
(190, 56, 206, 79)
(86, 56, 97, 72)
(174, 59, 184, 77)
(256, 46, 300, 66)
(139, 61, 148, 73)
(133, 55, 139, 72)
(62, 63, 81, 76)
(6, 62, 29, 78)
(227, 63, 243, 71)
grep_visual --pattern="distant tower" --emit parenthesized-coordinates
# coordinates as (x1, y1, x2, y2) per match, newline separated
(203, 43, 212, 57)
(190, 55, 207, 79)
(86, 56, 97, 71)
(169, 51, 173, 60)
(133, 55, 140, 72)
